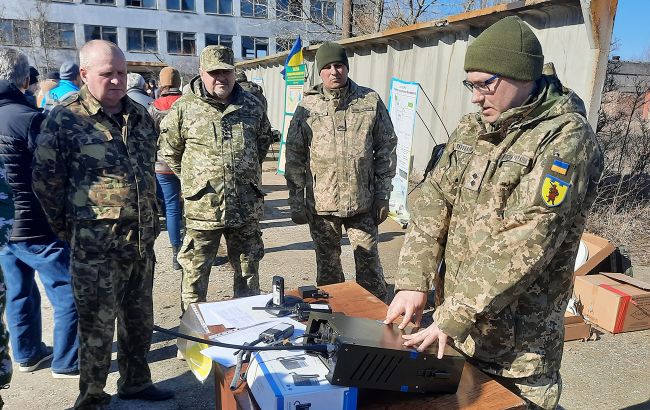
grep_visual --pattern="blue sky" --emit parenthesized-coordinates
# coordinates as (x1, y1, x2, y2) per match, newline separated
(611, 0, 648, 60)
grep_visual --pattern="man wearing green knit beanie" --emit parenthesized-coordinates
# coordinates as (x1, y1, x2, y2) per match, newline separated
(284, 41, 397, 301)
(387, 15, 604, 410)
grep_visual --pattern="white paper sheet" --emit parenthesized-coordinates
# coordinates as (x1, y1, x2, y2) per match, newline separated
(197, 294, 277, 328)
(200, 319, 306, 367)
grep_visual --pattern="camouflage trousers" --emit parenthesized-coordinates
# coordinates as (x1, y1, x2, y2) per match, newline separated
(71, 250, 154, 409)
(492, 371, 562, 410)
(308, 212, 387, 301)
(0, 270, 11, 409)
(178, 223, 263, 311)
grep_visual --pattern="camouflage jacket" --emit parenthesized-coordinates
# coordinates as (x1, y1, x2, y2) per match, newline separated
(32, 86, 159, 258)
(159, 77, 272, 230)
(395, 72, 604, 378)
(239, 81, 267, 112)
(0, 161, 14, 247)
(285, 80, 397, 217)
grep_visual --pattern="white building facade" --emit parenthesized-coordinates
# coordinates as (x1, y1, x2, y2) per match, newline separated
(0, 0, 341, 74)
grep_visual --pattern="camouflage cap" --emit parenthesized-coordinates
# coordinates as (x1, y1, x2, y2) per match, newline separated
(200, 45, 235, 72)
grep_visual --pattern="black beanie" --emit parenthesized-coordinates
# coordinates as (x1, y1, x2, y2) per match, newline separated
(315, 42, 349, 73)
(464, 16, 544, 82)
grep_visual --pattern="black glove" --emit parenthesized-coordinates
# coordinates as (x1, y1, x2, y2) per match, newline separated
(291, 208, 309, 225)
(373, 199, 389, 225)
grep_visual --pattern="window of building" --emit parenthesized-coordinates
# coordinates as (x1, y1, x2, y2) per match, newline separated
(204, 0, 232, 15)
(167, 31, 196, 55)
(127, 28, 158, 52)
(205, 33, 233, 49)
(275, 37, 294, 52)
(126, 0, 157, 8)
(310, 0, 335, 24)
(0, 19, 31, 47)
(44, 22, 75, 49)
(241, 36, 268, 59)
(48, 0, 74, 2)
(84, 25, 118, 44)
(167, 0, 195, 11)
(276, 0, 303, 20)
(240, 0, 267, 18)
(83, 0, 116, 5)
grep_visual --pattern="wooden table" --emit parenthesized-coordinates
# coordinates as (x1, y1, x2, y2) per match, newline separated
(199, 282, 526, 410)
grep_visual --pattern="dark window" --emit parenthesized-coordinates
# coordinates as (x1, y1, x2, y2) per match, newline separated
(310, 0, 335, 24)
(44, 22, 76, 49)
(241, 36, 268, 59)
(126, 0, 157, 7)
(82, 0, 116, 4)
(127, 28, 158, 52)
(167, 31, 196, 55)
(0, 19, 31, 47)
(205, 33, 233, 49)
(84, 25, 117, 45)
(241, 0, 267, 18)
(276, 0, 303, 20)
(167, 0, 195, 11)
(204, 0, 232, 14)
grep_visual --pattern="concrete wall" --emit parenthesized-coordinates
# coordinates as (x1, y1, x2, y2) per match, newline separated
(239, 0, 618, 172)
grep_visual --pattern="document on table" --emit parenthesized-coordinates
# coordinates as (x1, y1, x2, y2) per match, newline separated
(200, 318, 306, 367)
(197, 294, 278, 328)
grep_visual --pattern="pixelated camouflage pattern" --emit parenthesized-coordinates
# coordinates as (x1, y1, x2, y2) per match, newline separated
(31, 85, 160, 258)
(159, 78, 272, 231)
(308, 212, 387, 301)
(200, 45, 235, 71)
(71, 251, 154, 409)
(178, 224, 263, 309)
(395, 72, 604, 378)
(493, 371, 561, 410)
(238, 81, 267, 112)
(0, 162, 14, 393)
(285, 80, 397, 218)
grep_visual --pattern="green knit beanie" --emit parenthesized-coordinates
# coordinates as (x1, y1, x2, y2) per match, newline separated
(315, 42, 349, 73)
(464, 16, 544, 81)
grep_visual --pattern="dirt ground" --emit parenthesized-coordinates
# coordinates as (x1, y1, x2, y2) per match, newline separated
(3, 170, 649, 410)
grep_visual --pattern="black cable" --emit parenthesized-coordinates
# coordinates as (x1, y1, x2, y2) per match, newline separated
(417, 83, 450, 140)
(153, 325, 331, 353)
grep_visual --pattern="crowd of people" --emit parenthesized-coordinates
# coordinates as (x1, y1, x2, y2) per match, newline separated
(0, 14, 603, 410)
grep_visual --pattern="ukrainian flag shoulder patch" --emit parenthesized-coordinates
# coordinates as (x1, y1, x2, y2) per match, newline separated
(550, 159, 570, 175)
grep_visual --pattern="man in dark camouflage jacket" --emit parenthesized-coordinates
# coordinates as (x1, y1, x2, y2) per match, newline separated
(32, 40, 172, 409)
(160, 46, 272, 309)
(385, 17, 604, 410)
(285, 41, 397, 301)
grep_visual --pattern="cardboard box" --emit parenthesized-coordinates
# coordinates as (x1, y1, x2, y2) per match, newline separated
(574, 233, 616, 277)
(573, 273, 650, 334)
(247, 349, 358, 410)
(564, 312, 591, 341)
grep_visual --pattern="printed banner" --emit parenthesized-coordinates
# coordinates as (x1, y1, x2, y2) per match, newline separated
(277, 64, 306, 175)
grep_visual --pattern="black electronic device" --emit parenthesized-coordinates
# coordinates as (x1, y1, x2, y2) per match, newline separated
(272, 275, 285, 306)
(305, 312, 465, 394)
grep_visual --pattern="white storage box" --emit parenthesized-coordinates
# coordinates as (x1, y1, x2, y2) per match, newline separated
(246, 349, 358, 410)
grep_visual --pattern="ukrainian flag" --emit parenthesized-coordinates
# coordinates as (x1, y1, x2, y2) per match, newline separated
(550, 159, 569, 175)
(281, 36, 303, 79)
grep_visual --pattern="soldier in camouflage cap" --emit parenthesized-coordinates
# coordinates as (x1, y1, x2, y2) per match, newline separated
(385, 16, 603, 409)
(31, 40, 173, 409)
(285, 41, 397, 301)
(160, 45, 271, 310)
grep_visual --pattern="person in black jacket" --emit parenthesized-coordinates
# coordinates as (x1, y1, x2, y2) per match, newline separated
(0, 47, 79, 378)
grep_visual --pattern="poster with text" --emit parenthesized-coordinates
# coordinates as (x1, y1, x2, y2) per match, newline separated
(387, 78, 419, 224)
(277, 65, 306, 175)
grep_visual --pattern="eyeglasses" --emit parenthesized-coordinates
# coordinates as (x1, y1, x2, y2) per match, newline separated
(462, 74, 499, 94)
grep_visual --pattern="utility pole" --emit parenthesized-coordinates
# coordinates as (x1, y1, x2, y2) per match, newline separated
(342, 0, 352, 38)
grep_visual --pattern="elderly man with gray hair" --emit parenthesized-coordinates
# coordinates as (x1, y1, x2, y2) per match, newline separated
(0, 47, 80, 385)
(126, 72, 154, 108)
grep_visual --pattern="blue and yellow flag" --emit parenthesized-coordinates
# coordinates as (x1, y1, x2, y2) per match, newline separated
(281, 36, 303, 80)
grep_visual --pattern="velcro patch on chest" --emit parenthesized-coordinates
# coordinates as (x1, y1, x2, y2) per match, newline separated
(500, 152, 531, 167)
(453, 142, 474, 154)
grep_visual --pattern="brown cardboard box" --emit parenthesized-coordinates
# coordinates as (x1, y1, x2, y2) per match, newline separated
(574, 232, 616, 277)
(573, 273, 650, 334)
(564, 312, 591, 341)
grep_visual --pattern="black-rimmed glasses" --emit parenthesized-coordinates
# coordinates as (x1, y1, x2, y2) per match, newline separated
(462, 74, 499, 94)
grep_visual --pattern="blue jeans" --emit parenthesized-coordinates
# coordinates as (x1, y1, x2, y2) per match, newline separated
(0, 238, 79, 373)
(156, 173, 182, 248)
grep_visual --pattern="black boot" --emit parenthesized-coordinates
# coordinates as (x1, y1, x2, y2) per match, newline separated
(172, 246, 182, 270)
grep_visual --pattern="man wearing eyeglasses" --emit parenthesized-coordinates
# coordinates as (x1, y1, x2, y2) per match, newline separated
(385, 16, 603, 409)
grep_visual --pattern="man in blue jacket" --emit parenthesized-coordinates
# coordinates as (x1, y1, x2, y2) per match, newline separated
(0, 47, 79, 378)
(43, 61, 80, 109)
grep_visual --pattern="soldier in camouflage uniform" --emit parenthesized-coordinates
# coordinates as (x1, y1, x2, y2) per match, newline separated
(235, 69, 267, 112)
(385, 17, 604, 409)
(160, 46, 272, 309)
(0, 160, 14, 409)
(285, 42, 397, 301)
(31, 40, 172, 409)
